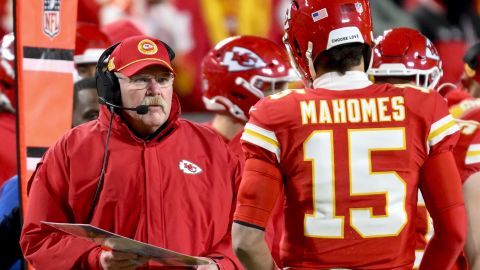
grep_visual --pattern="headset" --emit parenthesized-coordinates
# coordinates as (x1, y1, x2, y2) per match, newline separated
(87, 39, 176, 223)
(464, 43, 480, 78)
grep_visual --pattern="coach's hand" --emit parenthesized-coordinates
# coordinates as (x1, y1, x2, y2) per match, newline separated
(196, 257, 219, 270)
(100, 249, 148, 270)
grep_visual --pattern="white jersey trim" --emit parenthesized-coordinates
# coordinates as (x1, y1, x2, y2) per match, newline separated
(414, 250, 424, 269)
(241, 123, 280, 162)
(312, 71, 372, 90)
(466, 144, 480, 165)
(244, 123, 278, 142)
(428, 114, 459, 146)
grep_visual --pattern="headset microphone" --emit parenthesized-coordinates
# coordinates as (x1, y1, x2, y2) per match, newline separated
(98, 97, 150, 115)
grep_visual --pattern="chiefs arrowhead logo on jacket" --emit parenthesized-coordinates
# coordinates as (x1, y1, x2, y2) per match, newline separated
(179, 160, 203, 175)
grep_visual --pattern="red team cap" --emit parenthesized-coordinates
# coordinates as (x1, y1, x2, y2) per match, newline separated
(102, 19, 144, 44)
(368, 27, 443, 89)
(74, 22, 111, 65)
(107, 35, 175, 77)
(283, 0, 373, 84)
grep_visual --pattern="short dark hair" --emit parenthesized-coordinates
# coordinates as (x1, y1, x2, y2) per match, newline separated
(314, 43, 366, 75)
(73, 77, 97, 109)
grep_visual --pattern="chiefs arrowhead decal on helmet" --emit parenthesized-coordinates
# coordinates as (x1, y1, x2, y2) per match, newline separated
(222, 46, 266, 72)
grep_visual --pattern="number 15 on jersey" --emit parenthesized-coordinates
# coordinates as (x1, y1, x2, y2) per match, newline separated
(304, 128, 408, 238)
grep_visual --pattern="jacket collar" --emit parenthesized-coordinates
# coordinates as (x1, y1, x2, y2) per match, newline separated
(98, 94, 181, 145)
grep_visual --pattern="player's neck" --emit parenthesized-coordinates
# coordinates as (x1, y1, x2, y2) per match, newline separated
(315, 60, 365, 78)
(211, 113, 245, 141)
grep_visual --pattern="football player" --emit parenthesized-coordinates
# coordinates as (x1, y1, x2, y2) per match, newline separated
(202, 35, 297, 147)
(368, 27, 443, 90)
(231, 1, 466, 269)
(447, 43, 480, 116)
(367, 27, 442, 269)
(453, 107, 480, 269)
(461, 42, 480, 99)
(201, 35, 297, 266)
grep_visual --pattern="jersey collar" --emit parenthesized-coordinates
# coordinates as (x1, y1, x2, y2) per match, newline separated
(312, 71, 372, 90)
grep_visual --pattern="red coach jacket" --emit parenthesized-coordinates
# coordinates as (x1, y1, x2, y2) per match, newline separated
(20, 95, 242, 269)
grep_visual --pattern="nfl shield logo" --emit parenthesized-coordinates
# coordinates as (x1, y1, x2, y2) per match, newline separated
(43, 0, 60, 38)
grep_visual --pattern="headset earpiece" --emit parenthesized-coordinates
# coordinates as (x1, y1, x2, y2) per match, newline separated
(464, 43, 480, 70)
(160, 40, 175, 61)
(95, 42, 121, 105)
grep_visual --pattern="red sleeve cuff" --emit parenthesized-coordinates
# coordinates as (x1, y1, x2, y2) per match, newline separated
(86, 246, 102, 270)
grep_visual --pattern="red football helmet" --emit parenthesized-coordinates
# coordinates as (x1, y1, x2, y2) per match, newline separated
(283, 0, 373, 85)
(74, 22, 111, 65)
(202, 35, 297, 122)
(368, 27, 443, 89)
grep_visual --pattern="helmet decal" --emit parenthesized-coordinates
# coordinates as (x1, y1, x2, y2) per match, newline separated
(355, 2, 364, 14)
(311, 9, 328, 22)
(222, 47, 266, 72)
(426, 39, 440, 61)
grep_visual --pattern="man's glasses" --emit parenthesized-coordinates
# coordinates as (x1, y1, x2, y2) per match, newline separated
(117, 72, 174, 90)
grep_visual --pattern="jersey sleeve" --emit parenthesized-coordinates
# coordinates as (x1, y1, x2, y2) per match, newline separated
(427, 92, 460, 156)
(235, 99, 284, 229)
(241, 98, 280, 165)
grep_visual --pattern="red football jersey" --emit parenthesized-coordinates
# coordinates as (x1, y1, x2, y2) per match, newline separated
(240, 81, 459, 269)
(449, 100, 480, 270)
(454, 123, 480, 183)
(413, 193, 433, 269)
(453, 105, 480, 184)
(204, 123, 286, 266)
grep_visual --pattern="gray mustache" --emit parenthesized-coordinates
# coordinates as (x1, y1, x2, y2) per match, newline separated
(142, 96, 167, 108)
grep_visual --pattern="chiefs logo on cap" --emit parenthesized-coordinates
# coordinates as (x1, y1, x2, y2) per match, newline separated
(138, 39, 158, 55)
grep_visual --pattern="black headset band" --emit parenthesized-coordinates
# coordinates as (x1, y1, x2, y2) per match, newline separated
(464, 43, 480, 69)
